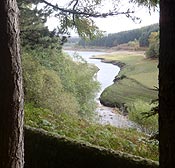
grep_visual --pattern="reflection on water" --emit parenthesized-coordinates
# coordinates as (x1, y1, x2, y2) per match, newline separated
(65, 50, 137, 129)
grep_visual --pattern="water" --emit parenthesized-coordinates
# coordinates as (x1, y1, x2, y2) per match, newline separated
(65, 50, 119, 94)
(65, 50, 136, 128)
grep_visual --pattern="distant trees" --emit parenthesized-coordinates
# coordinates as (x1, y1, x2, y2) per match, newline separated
(139, 23, 159, 47)
(146, 31, 159, 58)
(78, 23, 159, 48)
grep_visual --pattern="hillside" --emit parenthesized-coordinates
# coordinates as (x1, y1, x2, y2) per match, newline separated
(78, 23, 159, 48)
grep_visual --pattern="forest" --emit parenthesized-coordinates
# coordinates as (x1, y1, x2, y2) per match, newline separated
(78, 23, 159, 48)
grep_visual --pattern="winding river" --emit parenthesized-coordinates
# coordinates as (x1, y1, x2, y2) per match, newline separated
(65, 50, 136, 128)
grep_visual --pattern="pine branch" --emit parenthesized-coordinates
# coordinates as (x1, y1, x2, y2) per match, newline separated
(40, 0, 134, 18)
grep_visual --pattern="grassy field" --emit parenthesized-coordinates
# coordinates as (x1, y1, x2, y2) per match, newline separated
(94, 51, 158, 88)
(93, 51, 158, 134)
(100, 77, 158, 107)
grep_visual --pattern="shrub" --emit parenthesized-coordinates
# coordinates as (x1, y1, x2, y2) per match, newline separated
(22, 52, 80, 115)
(128, 100, 158, 134)
(146, 32, 159, 58)
(22, 48, 99, 118)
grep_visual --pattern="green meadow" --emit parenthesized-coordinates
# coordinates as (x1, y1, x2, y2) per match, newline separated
(95, 51, 158, 88)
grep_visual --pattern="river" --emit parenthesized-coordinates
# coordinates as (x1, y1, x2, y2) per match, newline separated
(65, 50, 136, 129)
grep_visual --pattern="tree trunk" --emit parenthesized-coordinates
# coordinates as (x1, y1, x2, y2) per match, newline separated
(0, 0, 24, 167)
(159, 0, 175, 167)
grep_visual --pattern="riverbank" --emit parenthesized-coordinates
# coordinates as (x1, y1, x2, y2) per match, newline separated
(65, 50, 134, 129)
(24, 49, 159, 161)
(63, 46, 111, 53)
(92, 51, 158, 134)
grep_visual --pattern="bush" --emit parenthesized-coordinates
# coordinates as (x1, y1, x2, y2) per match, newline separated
(128, 100, 158, 134)
(145, 32, 159, 58)
(22, 53, 80, 115)
(22, 48, 99, 118)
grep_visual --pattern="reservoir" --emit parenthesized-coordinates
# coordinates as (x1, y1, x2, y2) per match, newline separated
(65, 50, 119, 94)
(65, 50, 136, 128)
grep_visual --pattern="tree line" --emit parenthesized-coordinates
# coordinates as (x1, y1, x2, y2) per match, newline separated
(78, 23, 159, 48)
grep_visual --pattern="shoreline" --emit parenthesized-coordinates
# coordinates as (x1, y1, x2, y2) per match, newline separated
(63, 45, 146, 54)
(63, 46, 111, 53)
(90, 53, 128, 114)
(92, 51, 158, 109)
(90, 57, 126, 69)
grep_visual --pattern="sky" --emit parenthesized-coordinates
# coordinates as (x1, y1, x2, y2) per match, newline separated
(46, 0, 159, 35)
(93, 8, 159, 34)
